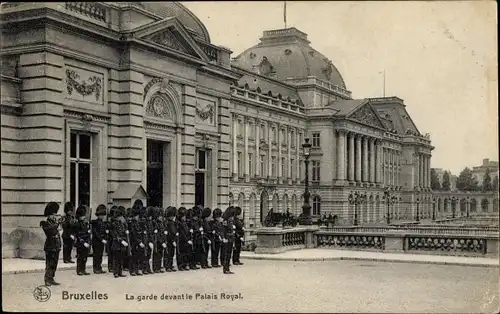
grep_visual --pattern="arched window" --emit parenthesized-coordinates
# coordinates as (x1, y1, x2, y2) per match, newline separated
(470, 199, 477, 212)
(312, 195, 321, 216)
(481, 199, 489, 212)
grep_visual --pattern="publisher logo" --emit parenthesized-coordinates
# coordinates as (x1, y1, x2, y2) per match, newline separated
(33, 285, 51, 302)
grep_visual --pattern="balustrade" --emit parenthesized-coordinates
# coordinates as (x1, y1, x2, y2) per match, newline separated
(282, 232, 305, 246)
(317, 234, 385, 250)
(407, 236, 487, 254)
(65, 2, 107, 23)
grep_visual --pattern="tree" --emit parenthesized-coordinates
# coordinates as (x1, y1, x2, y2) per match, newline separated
(492, 176, 499, 192)
(430, 169, 441, 190)
(456, 167, 479, 191)
(482, 168, 492, 191)
(442, 171, 451, 191)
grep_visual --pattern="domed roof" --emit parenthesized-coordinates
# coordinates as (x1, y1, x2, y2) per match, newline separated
(123, 2, 211, 42)
(232, 28, 346, 89)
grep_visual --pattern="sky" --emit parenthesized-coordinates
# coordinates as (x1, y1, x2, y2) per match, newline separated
(184, 1, 498, 175)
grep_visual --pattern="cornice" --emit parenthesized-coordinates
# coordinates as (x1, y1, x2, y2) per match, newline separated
(231, 94, 306, 120)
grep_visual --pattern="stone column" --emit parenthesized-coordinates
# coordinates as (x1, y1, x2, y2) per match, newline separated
(176, 130, 182, 207)
(369, 138, 375, 183)
(355, 135, 362, 182)
(396, 152, 400, 188)
(362, 136, 369, 182)
(268, 123, 272, 179)
(288, 127, 291, 182)
(232, 113, 238, 181)
(427, 155, 431, 188)
(296, 130, 300, 183)
(278, 125, 282, 183)
(348, 133, 355, 181)
(244, 117, 250, 182)
(337, 130, 346, 181)
(255, 119, 260, 177)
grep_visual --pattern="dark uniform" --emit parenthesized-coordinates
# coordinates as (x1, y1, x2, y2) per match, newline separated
(164, 207, 178, 272)
(40, 202, 62, 286)
(200, 207, 212, 268)
(142, 206, 155, 274)
(176, 207, 192, 271)
(222, 207, 235, 274)
(210, 208, 223, 268)
(152, 207, 167, 273)
(110, 206, 128, 278)
(106, 206, 117, 272)
(128, 206, 145, 276)
(189, 206, 202, 269)
(233, 206, 245, 266)
(91, 204, 108, 274)
(123, 207, 133, 271)
(61, 202, 76, 263)
(74, 205, 92, 275)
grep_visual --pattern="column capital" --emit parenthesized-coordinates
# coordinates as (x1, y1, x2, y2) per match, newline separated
(245, 116, 255, 123)
(254, 118, 261, 124)
(337, 129, 348, 135)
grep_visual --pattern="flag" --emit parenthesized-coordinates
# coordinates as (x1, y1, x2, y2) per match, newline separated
(284, 1, 287, 27)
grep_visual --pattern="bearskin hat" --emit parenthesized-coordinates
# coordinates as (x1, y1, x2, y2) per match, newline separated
(201, 207, 212, 218)
(76, 205, 87, 217)
(117, 206, 126, 216)
(95, 204, 107, 216)
(108, 205, 118, 217)
(125, 207, 133, 217)
(234, 206, 242, 216)
(44, 202, 60, 217)
(177, 207, 187, 218)
(186, 207, 193, 219)
(212, 208, 222, 218)
(146, 206, 156, 218)
(132, 199, 144, 210)
(192, 206, 201, 217)
(64, 202, 74, 214)
(157, 207, 165, 218)
(223, 206, 233, 220)
(167, 206, 177, 218)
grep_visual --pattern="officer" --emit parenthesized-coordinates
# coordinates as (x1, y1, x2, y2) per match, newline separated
(152, 207, 167, 273)
(221, 206, 235, 274)
(233, 206, 245, 266)
(176, 207, 192, 271)
(110, 206, 128, 278)
(128, 206, 144, 276)
(40, 201, 62, 286)
(209, 208, 223, 268)
(91, 204, 108, 274)
(200, 207, 212, 269)
(74, 205, 91, 276)
(189, 206, 202, 269)
(106, 205, 117, 273)
(61, 202, 76, 263)
(164, 206, 178, 272)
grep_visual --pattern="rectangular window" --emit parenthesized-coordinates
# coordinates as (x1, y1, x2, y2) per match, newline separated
(299, 159, 302, 181)
(312, 132, 321, 147)
(197, 150, 206, 170)
(248, 153, 253, 176)
(273, 127, 277, 142)
(239, 120, 244, 136)
(291, 158, 295, 178)
(271, 156, 276, 177)
(260, 155, 265, 177)
(281, 129, 286, 145)
(260, 125, 265, 141)
(70, 132, 92, 207)
(237, 152, 242, 176)
(291, 131, 295, 147)
(281, 157, 286, 177)
(312, 160, 321, 181)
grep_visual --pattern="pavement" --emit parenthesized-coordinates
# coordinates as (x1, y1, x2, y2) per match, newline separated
(2, 249, 498, 275)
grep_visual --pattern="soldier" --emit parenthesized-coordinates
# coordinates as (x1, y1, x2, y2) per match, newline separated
(176, 207, 192, 271)
(164, 206, 178, 272)
(200, 207, 212, 269)
(106, 205, 117, 273)
(128, 206, 143, 276)
(123, 207, 133, 272)
(140, 206, 154, 275)
(74, 205, 92, 276)
(210, 208, 223, 268)
(221, 206, 235, 274)
(110, 206, 128, 278)
(190, 206, 204, 269)
(40, 202, 62, 286)
(232, 206, 245, 266)
(152, 207, 167, 273)
(61, 202, 76, 263)
(91, 204, 108, 274)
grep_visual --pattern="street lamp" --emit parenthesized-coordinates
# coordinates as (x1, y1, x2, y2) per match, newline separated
(299, 138, 312, 225)
(348, 191, 366, 226)
(432, 198, 436, 221)
(415, 197, 420, 222)
(383, 190, 397, 224)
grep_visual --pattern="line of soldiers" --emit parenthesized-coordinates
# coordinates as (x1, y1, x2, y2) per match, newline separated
(42, 200, 245, 285)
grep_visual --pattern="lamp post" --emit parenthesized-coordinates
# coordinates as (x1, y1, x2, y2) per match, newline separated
(432, 198, 436, 221)
(383, 190, 397, 225)
(299, 138, 312, 226)
(415, 197, 420, 222)
(348, 191, 366, 226)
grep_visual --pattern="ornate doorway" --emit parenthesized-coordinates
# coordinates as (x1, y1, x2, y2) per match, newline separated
(147, 140, 164, 207)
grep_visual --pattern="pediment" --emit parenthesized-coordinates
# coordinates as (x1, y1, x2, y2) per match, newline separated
(347, 103, 386, 129)
(128, 18, 209, 61)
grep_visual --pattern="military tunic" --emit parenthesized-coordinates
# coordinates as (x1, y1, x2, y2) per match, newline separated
(40, 216, 62, 283)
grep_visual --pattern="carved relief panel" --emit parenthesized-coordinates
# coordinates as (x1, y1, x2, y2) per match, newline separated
(195, 95, 218, 133)
(64, 64, 104, 105)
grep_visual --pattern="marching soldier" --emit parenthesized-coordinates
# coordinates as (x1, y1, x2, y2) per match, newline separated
(176, 207, 192, 271)
(200, 207, 212, 268)
(110, 206, 128, 278)
(74, 205, 92, 276)
(221, 206, 235, 274)
(233, 206, 245, 266)
(210, 208, 223, 268)
(91, 204, 108, 274)
(164, 206, 178, 272)
(189, 206, 202, 270)
(62, 202, 76, 263)
(40, 202, 62, 286)
(152, 207, 167, 273)
(106, 205, 117, 273)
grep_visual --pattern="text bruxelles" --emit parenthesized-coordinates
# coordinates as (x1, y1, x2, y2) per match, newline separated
(62, 291, 108, 300)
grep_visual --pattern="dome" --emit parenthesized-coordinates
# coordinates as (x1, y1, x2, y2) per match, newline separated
(123, 2, 211, 42)
(232, 28, 346, 89)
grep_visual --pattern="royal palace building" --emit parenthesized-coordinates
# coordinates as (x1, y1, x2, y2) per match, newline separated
(1, 2, 434, 258)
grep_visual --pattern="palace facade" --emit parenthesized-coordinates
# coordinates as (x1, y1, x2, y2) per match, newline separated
(1, 2, 436, 258)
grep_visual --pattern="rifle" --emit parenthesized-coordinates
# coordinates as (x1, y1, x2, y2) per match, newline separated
(125, 227, 132, 257)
